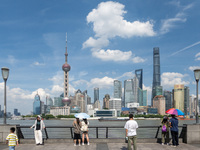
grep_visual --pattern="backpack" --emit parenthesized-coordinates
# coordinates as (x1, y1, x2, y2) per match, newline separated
(162, 125, 167, 132)
(81, 122, 88, 131)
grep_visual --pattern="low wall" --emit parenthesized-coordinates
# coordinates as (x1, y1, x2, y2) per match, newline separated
(0, 125, 17, 143)
(187, 124, 200, 144)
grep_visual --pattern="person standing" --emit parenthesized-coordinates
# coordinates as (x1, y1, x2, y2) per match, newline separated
(81, 118, 90, 145)
(30, 115, 45, 145)
(124, 114, 138, 150)
(169, 114, 179, 147)
(73, 118, 82, 146)
(6, 127, 19, 150)
(161, 116, 170, 145)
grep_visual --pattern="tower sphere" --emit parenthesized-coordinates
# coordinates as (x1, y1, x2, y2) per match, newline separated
(62, 63, 71, 72)
(62, 97, 71, 106)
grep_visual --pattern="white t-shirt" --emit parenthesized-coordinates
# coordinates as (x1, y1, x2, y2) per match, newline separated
(124, 120, 138, 136)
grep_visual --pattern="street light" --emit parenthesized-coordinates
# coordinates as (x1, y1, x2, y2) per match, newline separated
(194, 69, 200, 124)
(1, 67, 9, 124)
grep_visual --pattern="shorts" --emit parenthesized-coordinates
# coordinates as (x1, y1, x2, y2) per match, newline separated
(82, 131, 88, 134)
(74, 133, 81, 140)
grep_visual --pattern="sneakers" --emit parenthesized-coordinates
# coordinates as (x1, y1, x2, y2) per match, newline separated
(171, 145, 176, 147)
(87, 142, 90, 145)
(74, 144, 76, 146)
(82, 143, 84, 145)
(161, 143, 164, 145)
(166, 143, 169, 146)
(79, 144, 81, 146)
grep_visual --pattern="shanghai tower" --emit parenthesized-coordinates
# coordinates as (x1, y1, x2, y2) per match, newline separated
(151, 47, 161, 106)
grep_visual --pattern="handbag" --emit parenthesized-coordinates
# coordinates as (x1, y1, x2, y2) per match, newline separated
(125, 137, 128, 143)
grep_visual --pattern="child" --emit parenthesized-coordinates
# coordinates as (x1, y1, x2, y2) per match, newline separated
(81, 118, 90, 145)
(6, 127, 19, 150)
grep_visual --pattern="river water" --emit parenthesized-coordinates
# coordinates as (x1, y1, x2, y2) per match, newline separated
(0, 119, 195, 139)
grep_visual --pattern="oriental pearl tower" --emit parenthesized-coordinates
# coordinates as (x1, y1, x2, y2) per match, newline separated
(62, 33, 71, 106)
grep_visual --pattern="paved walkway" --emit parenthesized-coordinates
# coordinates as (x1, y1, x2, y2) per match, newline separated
(0, 143, 200, 150)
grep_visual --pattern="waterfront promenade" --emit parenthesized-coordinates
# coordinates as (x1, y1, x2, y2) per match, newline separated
(0, 143, 200, 150)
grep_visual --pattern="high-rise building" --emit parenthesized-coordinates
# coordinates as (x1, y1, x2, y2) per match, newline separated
(33, 93, 41, 115)
(184, 86, 190, 115)
(83, 90, 89, 113)
(94, 87, 99, 103)
(114, 80, 122, 98)
(142, 90, 147, 106)
(189, 96, 194, 116)
(75, 89, 85, 113)
(164, 91, 172, 111)
(87, 96, 91, 104)
(103, 94, 110, 109)
(124, 79, 134, 107)
(14, 109, 20, 116)
(133, 76, 139, 103)
(152, 47, 161, 106)
(46, 96, 53, 106)
(153, 95, 165, 115)
(54, 96, 64, 107)
(173, 84, 184, 112)
(62, 33, 71, 103)
(94, 100, 101, 110)
(135, 69, 143, 89)
(109, 98, 121, 111)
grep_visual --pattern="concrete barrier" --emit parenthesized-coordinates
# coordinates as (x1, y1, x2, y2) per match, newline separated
(0, 125, 17, 143)
(187, 124, 200, 144)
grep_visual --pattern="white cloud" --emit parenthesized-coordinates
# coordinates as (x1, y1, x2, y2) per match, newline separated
(32, 61, 45, 66)
(79, 71, 88, 77)
(82, 37, 109, 49)
(160, 3, 193, 34)
(132, 56, 146, 63)
(86, 1, 155, 40)
(7, 55, 17, 65)
(89, 76, 114, 89)
(195, 52, 200, 61)
(83, 1, 155, 62)
(189, 66, 200, 71)
(161, 72, 189, 89)
(92, 49, 132, 62)
(92, 49, 146, 63)
(117, 71, 135, 79)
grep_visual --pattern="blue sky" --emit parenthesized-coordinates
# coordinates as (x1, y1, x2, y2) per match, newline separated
(0, 0, 200, 115)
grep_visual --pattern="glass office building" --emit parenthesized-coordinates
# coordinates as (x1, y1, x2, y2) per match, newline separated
(114, 80, 122, 98)
(135, 69, 143, 89)
(124, 79, 134, 107)
(164, 90, 172, 111)
(94, 87, 99, 103)
(33, 94, 41, 115)
(184, 86, 190, 115)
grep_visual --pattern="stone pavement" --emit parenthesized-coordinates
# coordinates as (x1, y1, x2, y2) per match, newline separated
(0, 143, 200, 150)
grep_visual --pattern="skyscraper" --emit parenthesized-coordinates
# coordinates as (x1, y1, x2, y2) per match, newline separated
(103, 94, 110, 109)
(164, 91, 172, 111)
(184, 86, 190, 115)
(124, 79, 134, 107)
(94, 87, 99, 103)
(33, 93, 41, 115)
(114, 80, 122, 99)
(152, 47, 161, 106)
(62, 33, 71, 99)
(173, 84, 184, 112)
(135, 69, 143, 89)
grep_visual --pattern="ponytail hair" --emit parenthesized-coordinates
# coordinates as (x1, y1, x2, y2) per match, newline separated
(83, 118, 87, 125)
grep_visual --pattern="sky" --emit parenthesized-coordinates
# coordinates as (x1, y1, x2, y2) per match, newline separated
(0, 0, 200, 115)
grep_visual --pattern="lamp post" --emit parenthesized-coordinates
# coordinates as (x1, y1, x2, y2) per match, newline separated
(1, 67, 9, 124)
(194, 69, 200, 124)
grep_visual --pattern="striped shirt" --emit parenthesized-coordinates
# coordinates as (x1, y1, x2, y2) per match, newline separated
(6, 133, 18, 146)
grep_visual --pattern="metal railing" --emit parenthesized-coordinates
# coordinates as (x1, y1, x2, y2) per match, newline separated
(16, 125, 187, 141)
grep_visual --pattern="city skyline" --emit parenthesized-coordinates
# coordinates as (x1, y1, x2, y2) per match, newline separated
(0, 0, 200, 114)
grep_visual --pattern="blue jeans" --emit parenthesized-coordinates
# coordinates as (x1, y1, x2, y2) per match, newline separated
(9, 146, 15, 150)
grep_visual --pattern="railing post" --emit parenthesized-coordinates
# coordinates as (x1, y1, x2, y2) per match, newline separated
(96, 127, 98, 138)
(155, 126, 161, 138)
(106, 127, 108, 138)
(44, 128, 48, 140)
(70, 127, 73, 139)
